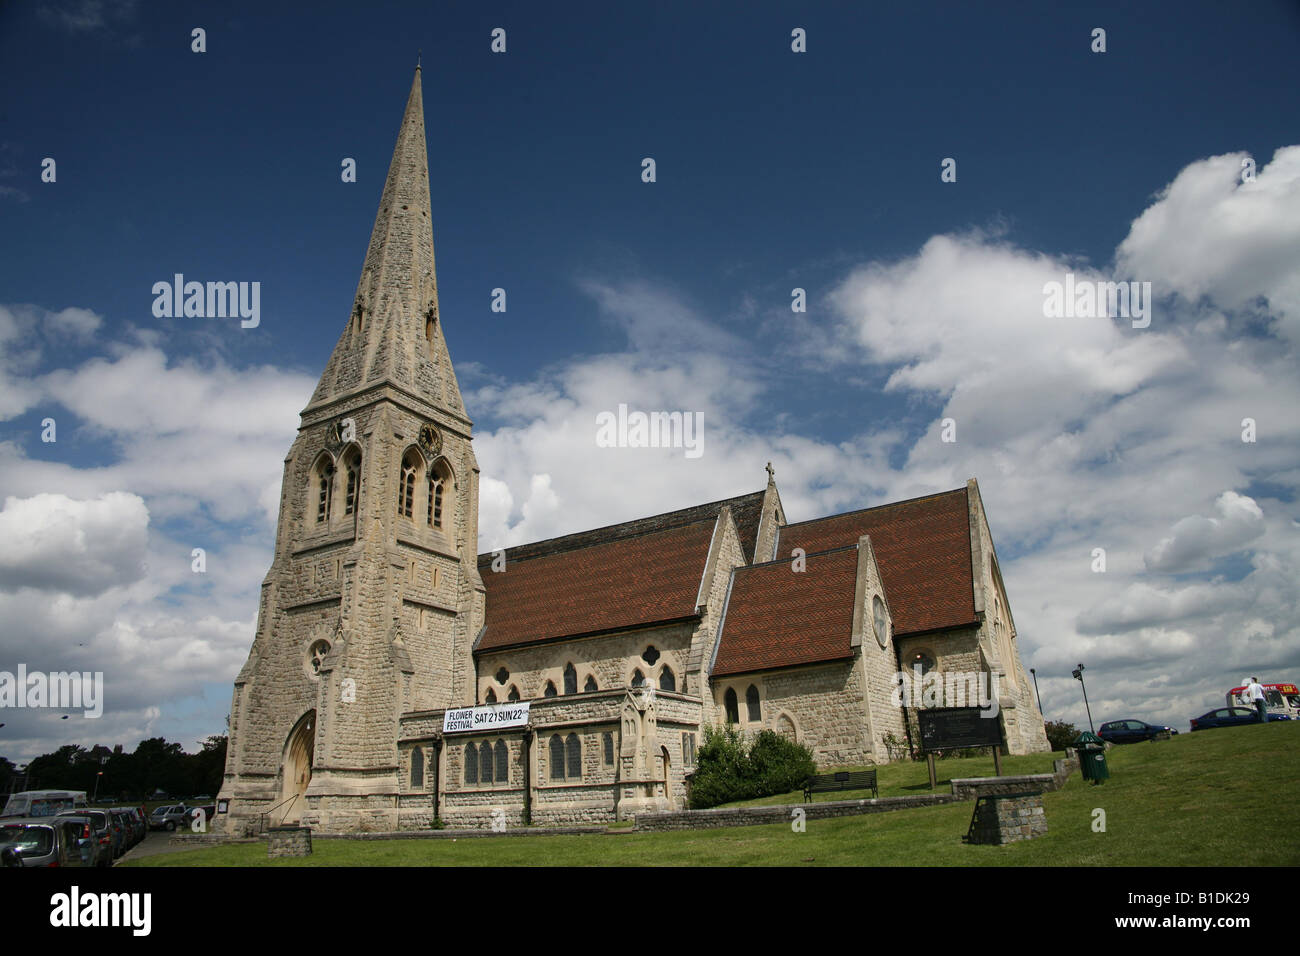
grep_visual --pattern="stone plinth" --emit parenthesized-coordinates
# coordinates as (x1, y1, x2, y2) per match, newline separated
(963, 791, 1046, 845)
(267, 825, 313, 858)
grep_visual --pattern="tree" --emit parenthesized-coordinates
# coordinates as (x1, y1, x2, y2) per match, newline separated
(1044, 719, 1082, 752)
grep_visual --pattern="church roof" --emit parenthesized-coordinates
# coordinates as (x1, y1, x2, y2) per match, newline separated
(712, 546, 859, 677)
(476, 517, 721, 652)
(475, 489, 766, 568)
(778, 487, 977, 636)
(713, 487, 978, 677)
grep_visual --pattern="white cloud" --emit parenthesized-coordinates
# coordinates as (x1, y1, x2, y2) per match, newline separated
(1117, 146, 1300, 342)
(0, 492, 148, 596)
(1145, 491, 1266, 573)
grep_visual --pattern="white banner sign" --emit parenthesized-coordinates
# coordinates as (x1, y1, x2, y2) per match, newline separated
(443, 701, 530, 734)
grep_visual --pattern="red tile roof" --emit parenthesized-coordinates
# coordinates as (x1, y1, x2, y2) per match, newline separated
(777, 487, 976, 637)
(477, 517, 718, 652)
(711, 546, 859, 677)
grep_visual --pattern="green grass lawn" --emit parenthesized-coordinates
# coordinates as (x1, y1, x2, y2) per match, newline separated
(124, 724, 1300, 866)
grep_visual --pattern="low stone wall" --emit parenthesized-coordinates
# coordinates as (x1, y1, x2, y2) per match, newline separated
(964, 792, 1047, 845)
(267, 826, 312, 858)
(634, 793, 959, 831)
(168, 834, 259, 847)
(313, 825, 606, 841)
(950, 754, 1079, 800)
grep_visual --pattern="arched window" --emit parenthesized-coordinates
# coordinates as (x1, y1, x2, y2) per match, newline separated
(724, 687, 739, 724)
(631, 669, 645, 688)
(484, 688, 497, 704)
(566, 734, 581, 780)
(398, 450, 420, 518)
(428, 475, 443, 528)
(911, 651, 936, 676)
(468, 741, 484, 783)
(316, 459, 335, 523)
(584, 675, 598, 693)
(603, 732, 614, 765)
(507, 685, 520, 702)
(659, 667, 676, 692)
(342, 450, 362, 516)
(549, 735, 565, 780)
(544, 680, 557, 698)
(428, 459, 454, 533)
(746, 684, 761, 721)
(494, 740, 508, 782)
(410, 747, 424, 789)
(479, 741, 494, 784)
(563, 663, 577, 695)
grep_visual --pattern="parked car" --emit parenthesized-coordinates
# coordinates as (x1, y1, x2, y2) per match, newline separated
(1099, 719, 1178, 744)
(1190, 706, 1296, 730)
(0, 817, 99, 867)
(55, 808, 116, 863)
(148, 804, 190, 831)
(110, 807, 141, 849)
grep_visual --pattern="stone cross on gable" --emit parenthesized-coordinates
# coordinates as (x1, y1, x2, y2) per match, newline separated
(765, 461, 775, 482)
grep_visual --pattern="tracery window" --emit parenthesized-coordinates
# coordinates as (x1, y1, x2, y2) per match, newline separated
(724, 687, 739, 724)
(746, 684, 761, 722)
(563, 663, 578, 695)
(659, 667, 676, 692)
(398, 450, 420, 518)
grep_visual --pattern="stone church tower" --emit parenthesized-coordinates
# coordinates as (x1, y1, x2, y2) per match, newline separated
(217, 67, 483, 832)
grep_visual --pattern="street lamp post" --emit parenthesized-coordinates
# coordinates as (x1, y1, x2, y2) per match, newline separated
(1072, 663, 1095, 734)
(1030, 667, 1044, 716)
(92, 771, 103, 803)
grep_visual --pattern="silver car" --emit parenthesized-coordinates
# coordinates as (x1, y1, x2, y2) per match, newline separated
(0, 818, 97, 867)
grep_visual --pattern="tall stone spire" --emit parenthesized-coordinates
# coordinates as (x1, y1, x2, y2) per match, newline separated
(307, 66, 466, 417)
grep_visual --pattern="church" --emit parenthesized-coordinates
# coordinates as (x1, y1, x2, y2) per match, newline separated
(215, 68, 1048, 835)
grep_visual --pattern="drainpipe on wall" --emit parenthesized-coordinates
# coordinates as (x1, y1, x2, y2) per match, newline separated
(521, 727, 533, 827)
(431, 735, 442, 824)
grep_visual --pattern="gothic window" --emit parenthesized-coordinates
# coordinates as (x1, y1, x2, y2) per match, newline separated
(410, 747, 424, 789)
(507, 685, 520, 702)
(544, 680, 557, 698)
(724, 687, 739, 724)
(563, 663, 577, 695)
(630, 669, 645, 688)
(641, 646, 660, 666)
(316, 460, 335, 523)
(465, 743, 478, 784)
(911, 651, 936, 676)
(427, 458, 454, 533)
(603, 732, 614, 765)
(428, 476, 443, 528)
(494, 740, 508, 782)
(549, 735, 565, 780)
(746, 684, 761, 721)
(495, 667, 510, 684)
(343, 450, 361, 516)
(584, 675, 598, 693)
(659, 666, 676, 692)
(485, 688, 497, 704)
(682, 732, 697, 767)
(479, 741, 494, 784)
(566, 734, 581, 780)
(398, 450, 420, 519)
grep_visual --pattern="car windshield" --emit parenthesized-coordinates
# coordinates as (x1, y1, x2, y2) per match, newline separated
(0, 825, 54, 854)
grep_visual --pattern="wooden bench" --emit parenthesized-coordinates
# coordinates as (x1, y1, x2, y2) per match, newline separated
(803, 770, 878, 802)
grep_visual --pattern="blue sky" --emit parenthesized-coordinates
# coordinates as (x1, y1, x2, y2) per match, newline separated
(2, 0, 1299, 761)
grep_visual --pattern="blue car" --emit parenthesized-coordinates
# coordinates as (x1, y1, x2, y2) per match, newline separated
(1099, 719, 1177, 743)
(1190, 706, 1294, 731)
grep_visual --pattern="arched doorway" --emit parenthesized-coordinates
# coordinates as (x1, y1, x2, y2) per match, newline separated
(277, 711, 316, 824)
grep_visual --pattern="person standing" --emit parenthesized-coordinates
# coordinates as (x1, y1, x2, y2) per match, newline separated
(1246, 678, 1268, 722)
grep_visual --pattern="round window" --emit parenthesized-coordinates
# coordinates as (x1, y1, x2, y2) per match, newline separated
(872, 595, 889, 648)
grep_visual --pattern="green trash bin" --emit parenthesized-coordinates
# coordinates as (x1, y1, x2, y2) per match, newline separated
(1074, 731, 1110, 785)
